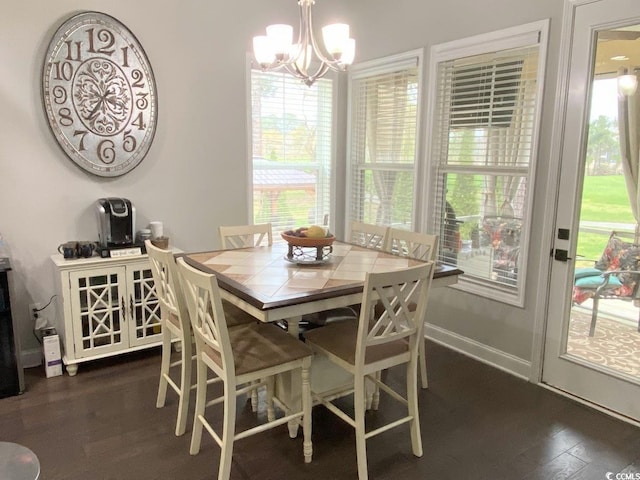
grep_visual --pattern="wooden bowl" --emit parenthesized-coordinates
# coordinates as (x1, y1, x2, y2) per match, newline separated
(281, 232, 335, 247)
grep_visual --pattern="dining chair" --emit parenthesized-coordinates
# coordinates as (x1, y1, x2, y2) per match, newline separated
(304, 262, 435, 480)
(145, 240, 193, 436)
(219, 223, 273, 248)
(349, 221, 390, 250)
(147, 240, 261, 437)
(176, 257, 313, 480)
(218, 223, 274, 408)
(385, 228, 439, 388)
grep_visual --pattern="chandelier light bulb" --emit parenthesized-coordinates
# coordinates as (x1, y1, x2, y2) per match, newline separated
(340, 38, 356, 65)
(253, 36, 275, 66)
(322, 23, 350, 57)
(266, 24, 294, 59)
(618, 73, 638, 96)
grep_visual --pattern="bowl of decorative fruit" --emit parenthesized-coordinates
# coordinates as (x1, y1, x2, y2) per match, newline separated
(281, 225, 335, 247)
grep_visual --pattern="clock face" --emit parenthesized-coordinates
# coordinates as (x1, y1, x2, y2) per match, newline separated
(42, 12, 157, 177)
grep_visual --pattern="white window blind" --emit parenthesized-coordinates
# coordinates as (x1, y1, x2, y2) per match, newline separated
(250, 70, 333, 237)
(429, 22, 547, 305)
(347, 52, 421, 232)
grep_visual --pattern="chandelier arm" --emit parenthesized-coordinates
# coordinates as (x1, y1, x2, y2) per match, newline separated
(306, 62, 332, 86)
(261, 61, 287, 73)
(283, 63, 311, 82)
(304, 0, 339, 67)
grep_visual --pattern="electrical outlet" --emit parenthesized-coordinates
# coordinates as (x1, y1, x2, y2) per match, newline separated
(29, 302, 42, 325)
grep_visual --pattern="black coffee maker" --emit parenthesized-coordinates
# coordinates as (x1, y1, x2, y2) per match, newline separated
(96, 198, 136, 248)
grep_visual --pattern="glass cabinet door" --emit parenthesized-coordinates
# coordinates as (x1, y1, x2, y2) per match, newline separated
(127, 262, 162, 347)
(70, 266, 128, 358)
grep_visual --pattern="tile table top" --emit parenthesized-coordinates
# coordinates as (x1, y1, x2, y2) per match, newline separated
(183, 241, 461, 311)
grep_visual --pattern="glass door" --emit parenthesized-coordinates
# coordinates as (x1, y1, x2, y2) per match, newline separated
(544, 0, 640, 422)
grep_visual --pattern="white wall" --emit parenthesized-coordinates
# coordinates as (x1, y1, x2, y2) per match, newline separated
(2, 0, 564, 378)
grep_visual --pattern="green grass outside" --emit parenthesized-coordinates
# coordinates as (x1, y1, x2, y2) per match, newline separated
(576, 175, 635, 267)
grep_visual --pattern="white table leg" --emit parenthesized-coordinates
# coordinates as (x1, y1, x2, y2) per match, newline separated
(284, 315, 302, 438)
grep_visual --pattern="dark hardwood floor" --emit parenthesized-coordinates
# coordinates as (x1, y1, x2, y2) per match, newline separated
(1, 342, 639, 480)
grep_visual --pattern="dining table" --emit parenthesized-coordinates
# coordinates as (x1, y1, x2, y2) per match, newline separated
(181, 240, 462, 435)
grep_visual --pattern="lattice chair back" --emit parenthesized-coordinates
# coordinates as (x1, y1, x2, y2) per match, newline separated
(385, 229, 439, 261)
(356, 262, 434, 369)
(145, 241, 190, 334)
(349, 222, 389, 250)
(177, 258, 235, 378)
(145, 240, 193, 436)
(219, 223, 273, 249)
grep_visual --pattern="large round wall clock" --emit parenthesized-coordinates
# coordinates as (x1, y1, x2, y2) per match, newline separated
(42, 12, 157, 177)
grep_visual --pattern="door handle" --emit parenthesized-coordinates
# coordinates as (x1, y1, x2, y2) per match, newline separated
(129, 295, 134, 319)
(553, 249, 573, 262)
(121, 296, 126, 321)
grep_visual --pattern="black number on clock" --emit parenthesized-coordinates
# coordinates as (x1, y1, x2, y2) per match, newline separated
(86, 28, 115, 56)
(97, 139, 116, 164)
(52, 61, 73, 81)
(123, 130, 137, 153)
(136, 92, 149, 110)
(58, 108, 73, 127)
(121, 46, 129, 68)
(52, 86, 67, 105)
(131, 70, 145, 88)
(64, 40, 82, 62)
(74, 130, 88, 151)
(132, 112, 146, 130)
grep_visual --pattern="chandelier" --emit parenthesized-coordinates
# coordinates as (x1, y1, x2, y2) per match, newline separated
(618, 67, 638, 96)
(252, 0, 355, 86)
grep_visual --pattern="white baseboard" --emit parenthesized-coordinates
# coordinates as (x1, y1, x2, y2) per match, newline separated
(22, 348, 43, 369)
(425, 323, 532, 381)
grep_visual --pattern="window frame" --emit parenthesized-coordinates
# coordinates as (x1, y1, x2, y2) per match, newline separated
(345, 49, 425, 236)
(246, 68, 338, 237)
(423, 20, 549, 307)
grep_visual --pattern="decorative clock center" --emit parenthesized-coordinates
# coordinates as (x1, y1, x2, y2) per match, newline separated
(73, 59, 132, 136)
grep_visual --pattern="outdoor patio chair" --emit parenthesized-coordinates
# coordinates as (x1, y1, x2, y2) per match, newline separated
(572, 232, 640, 336)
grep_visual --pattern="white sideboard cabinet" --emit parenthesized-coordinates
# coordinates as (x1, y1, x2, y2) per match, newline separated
(51, 254, 162, 375)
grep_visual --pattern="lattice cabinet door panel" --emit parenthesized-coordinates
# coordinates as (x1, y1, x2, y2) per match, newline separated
(126, 261, 162, 347)
(69, 266, 129, 359)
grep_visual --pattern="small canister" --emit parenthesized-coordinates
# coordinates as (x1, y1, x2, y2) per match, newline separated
(136, 229, 152, 244)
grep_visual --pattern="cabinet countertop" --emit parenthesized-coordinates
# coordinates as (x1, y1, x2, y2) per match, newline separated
(51, 247, 182, 268)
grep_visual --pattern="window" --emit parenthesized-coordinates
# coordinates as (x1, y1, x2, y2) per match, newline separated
(426, 21, 548, 305)
(250, 70, 333, 235)
(346, 50, 422, 232)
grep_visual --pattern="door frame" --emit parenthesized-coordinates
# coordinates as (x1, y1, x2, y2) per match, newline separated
(530, 0, 590, 384)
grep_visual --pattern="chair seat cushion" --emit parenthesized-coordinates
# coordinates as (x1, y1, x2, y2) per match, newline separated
(575, 275, 622, 289)
(203, 323, 312, 376)
(574, 267, 603, 280)
(303, 320, 409, 366)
